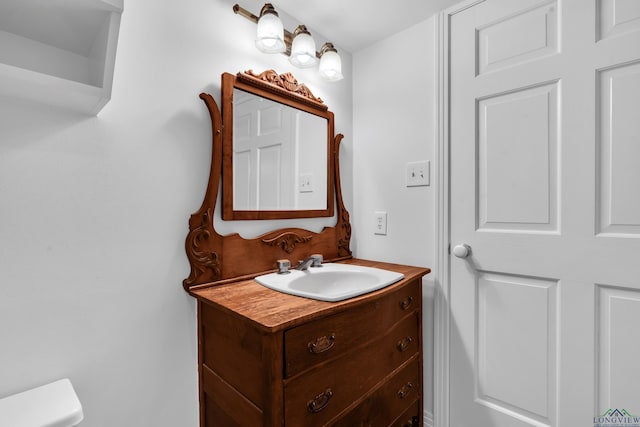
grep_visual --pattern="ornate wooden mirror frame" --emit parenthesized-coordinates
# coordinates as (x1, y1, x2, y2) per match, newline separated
(183, 70, 352, 291)
(222, 70, 335, 220)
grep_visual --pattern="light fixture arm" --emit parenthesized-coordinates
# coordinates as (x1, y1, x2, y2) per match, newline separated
(232, 3, 259, 23)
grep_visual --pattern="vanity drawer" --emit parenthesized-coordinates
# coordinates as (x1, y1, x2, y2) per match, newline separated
(332, 356, 421, 427)
(284, 278, 421, 378)
(283, 313, 420, 426)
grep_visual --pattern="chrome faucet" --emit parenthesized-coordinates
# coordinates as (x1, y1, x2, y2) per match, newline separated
(276, 254, 323, 274)
(295, 255, 320, 271)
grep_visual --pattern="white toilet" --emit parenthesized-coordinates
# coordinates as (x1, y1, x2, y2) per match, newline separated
(0, 379, 84, 427)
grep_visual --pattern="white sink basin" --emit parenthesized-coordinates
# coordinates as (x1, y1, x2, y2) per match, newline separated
(255, 263, 405, 302)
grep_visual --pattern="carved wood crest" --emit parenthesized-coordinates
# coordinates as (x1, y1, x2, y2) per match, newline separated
(238, 69, 327, 110)
(261, 232, 313, 254)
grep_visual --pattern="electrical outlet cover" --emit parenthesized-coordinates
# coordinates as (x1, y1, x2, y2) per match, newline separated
(374, 211, 387, 235)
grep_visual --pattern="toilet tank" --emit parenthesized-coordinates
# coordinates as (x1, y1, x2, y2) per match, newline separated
(0, 379, 83, 427)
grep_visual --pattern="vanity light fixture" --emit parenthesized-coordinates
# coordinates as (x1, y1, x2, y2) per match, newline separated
(289, 25, 318, 68)
(233, 3, 344, 81)
(318, 42, 344, 81)
(254, 3, 286, 53)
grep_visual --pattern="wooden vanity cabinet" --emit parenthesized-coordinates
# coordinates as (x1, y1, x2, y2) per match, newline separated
(190, 260, 430, 426)
(185, 75, 430, 426)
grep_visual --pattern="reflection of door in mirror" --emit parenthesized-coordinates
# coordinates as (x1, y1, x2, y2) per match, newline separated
(233, 91, 294, 210)
(233, 88, 327, 211)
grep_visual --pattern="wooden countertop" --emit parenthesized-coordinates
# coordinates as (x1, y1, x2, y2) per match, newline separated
(190, 258, 430, 332)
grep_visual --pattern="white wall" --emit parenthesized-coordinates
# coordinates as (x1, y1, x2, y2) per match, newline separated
(352, 16, 439, 422)
(0, 0, 352, 425)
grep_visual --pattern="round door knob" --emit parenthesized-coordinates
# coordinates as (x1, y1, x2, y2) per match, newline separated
(453, 244, 471, 258)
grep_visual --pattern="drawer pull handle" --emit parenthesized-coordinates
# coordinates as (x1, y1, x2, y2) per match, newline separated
(307, 388, 333, 413)
(403, 416, 420, 427)
(398, 382, 413, 399)
(308, 334, 336, 354)
(400, 296, 413, 310)
(397, 336, 413, 352)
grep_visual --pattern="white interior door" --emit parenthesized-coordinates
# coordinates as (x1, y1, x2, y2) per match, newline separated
(449, 1, 640, 426)
(233, 95, 294, 210)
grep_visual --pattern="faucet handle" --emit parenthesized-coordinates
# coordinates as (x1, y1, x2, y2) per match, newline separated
(276, 259, 291, 274)
(310, 254, 323, 267)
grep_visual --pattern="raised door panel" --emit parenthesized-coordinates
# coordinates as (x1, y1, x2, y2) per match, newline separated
(477, 82, 559, 232)
(477, 1, 558, 75)
(597, 61, 640, 236)
(598, 0, 640, 41)
(476, 273, 558, 425)
(596, 285, 640, 413)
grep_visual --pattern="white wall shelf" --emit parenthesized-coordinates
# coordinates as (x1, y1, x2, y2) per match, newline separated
(0, 0, 123, 115)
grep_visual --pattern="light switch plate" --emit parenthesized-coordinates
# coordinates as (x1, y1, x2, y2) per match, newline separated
(374, 211, 387, 235)
(299, 173, 313, 193)
(406, 160, 430, 187)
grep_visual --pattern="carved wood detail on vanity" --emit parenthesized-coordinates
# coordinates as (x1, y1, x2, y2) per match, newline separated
(333, 133, 352, 257)
(183, 83, 351, 290)
(183, 94, 224, 289)
(241, 69, 326, 107)
(261, 232, 313, 254)
(184, 208, 221, 286)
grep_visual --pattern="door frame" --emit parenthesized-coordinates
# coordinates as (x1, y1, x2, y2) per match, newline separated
(433, 2, 486, 427)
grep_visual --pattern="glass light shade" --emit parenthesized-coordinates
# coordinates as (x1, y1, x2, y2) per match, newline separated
(319, 50, 344, 81)
(255, 13, 285, 53)
(289, 32, 318, 68)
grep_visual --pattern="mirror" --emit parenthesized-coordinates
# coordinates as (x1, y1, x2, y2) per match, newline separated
(222, 70, 335, 220)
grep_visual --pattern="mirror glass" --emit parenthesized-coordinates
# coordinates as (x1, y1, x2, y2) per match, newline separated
(221, 70, 335, 220)
(232, 88, 328, 211)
